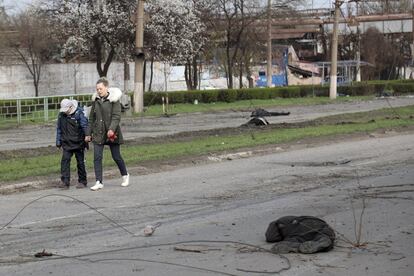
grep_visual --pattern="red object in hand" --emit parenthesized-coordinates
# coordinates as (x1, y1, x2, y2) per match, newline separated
(107, 130, 117, 142)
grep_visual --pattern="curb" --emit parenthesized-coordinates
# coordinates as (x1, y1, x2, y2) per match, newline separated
(0, 180, 51, 195)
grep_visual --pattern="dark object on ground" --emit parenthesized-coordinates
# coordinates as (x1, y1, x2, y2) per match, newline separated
(243, 108, 290, 126)
(265, 216, 335, 254)
(34, 249, 53, 258)
(377, 89, 393, 97)
(245, 117, 270, 126)
(251, 108, 290, 118)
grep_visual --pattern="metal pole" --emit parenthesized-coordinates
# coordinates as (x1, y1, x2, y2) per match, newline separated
(44, 97, 48, 122)
(267, 0, 272, 88)
(133, 0, 145, 113)
(17, 99, 21, 124)
(329, 0, 341, 100)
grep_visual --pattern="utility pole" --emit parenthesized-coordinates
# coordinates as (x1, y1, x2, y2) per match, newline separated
(356, 27, 361, 82)
(133, 0, 145, 113)
(412, 0, 414, 66)
(267, 0, 272, 88)
(329, 0, 342, 99)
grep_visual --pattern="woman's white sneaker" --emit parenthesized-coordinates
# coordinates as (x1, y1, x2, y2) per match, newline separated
(121, 174, 130, 187)
(90, 181, 103, 191)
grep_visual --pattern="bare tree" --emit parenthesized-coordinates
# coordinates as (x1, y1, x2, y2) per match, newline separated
(357, 0, 411, 15)
(203, 0, 301, 89)
(361, 27, 406, 80)
(236, 26, 265, 88)
(4, 10, 56, 97)
(205, 0, 253, 89)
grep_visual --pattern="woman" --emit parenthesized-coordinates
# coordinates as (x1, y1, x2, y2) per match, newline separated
(85, 78, 129, 191)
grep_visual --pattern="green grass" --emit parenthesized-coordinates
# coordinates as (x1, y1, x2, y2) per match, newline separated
(0, 105, 412, 183)
(138, 96, 374, 117)
(0, 96, 373, 128)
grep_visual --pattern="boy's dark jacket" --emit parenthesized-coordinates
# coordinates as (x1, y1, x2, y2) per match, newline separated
(56, 107, 88, 150)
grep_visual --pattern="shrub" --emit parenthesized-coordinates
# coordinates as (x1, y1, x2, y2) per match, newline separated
(201, 90, 219, 103)
(237, 88, 255, 100)
(279, 87, 301, 98)
(167, 91, 186, 104)
(218, 89, 238, 102)
(184, 90, 203, 103)
(390, 83, 414, 95)
(144, 92, 163, 106)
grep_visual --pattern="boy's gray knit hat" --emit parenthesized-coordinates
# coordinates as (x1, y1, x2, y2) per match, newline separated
(60, 99, 78, 113)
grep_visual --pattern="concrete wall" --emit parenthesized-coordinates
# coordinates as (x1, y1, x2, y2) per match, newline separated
(0, 62, 235, 99)
(0, 62, 127, 99)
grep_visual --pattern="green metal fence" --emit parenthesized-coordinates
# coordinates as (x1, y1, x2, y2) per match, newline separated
(0, 94, 93, 126)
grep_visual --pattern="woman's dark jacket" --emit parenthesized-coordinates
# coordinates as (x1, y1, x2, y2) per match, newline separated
(85, 87, 124, 145)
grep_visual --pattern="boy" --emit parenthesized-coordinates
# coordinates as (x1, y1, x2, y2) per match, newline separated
(56, 99, 89, 189)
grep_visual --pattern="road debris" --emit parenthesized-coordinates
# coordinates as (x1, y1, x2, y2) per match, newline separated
(173, 245, 221, 253)
(34, 249, 53, 258)
(143, 222, 161, 236)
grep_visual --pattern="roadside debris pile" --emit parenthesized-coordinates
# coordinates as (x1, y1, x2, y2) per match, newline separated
(243, 108, 290, 126)
(265, 216, 335, 254)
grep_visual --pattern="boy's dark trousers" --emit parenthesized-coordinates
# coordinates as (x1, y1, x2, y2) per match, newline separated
(61, 148, 87, 186)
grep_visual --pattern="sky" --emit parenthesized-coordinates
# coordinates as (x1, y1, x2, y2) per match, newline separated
(3, 0, 34, 13)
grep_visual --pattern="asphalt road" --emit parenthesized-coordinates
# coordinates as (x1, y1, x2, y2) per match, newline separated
(1, 96, 414, 151)
(0, 132, 413, 275)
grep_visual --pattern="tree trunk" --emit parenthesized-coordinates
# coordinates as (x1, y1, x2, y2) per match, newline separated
(192, 56, 198, 90)
(94, 37, 115, 77)
(148, 57, 154, 92)
(94, 37, 104, 77)
(239, 62, 243, 88)
(34, 81, 39, 97)
(33, 63, 41, 97)
(226, 44, 233, 89)
(185, 62, 192, 90)
(185, 56, 199, 90)
(123, 59, 130, 92)
(102, 47, 115, 77)
(143, 59, 146, 92)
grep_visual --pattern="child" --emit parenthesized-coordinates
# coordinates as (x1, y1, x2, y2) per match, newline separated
(56, 99, 89, 189)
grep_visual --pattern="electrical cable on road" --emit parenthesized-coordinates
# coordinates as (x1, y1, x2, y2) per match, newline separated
(0, 194, 136, 236)
(39, 240, 291, 275)
(0, 193, 292, 275)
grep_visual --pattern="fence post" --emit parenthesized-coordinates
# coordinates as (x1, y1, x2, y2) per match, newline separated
(17, 99, 21, 124)
(44, 97, 49, 122)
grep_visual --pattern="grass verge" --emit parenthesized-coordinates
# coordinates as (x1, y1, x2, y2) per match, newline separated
(0, 105, 413, 183)
(0, 96, 372, 129)
(140, 96, 373, 116)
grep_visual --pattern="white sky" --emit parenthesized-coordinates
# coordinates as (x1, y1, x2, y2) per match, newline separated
(3, 0, 33, 13)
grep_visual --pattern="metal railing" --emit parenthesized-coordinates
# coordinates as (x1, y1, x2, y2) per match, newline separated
(0, 94, 93, 125)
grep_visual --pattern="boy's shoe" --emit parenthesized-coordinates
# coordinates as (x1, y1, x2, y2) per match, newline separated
(76, 182, 87, 189)
(58, 182, 70, 190)
(121, 174, 130, 187)
(90, 181, 103, 191)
